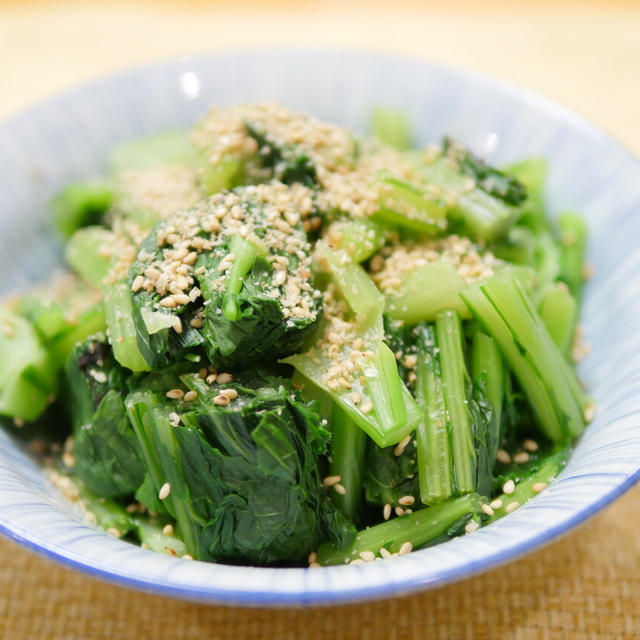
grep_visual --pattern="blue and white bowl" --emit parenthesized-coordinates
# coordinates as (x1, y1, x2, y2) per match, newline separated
(0, 50, 639, 606)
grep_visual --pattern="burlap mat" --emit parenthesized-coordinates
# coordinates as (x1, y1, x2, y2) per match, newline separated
(0, 483, 637, 639)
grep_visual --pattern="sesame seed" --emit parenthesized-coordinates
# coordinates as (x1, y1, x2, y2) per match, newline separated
(308, 551, 317, 564)
(394, 434, 412, 457)
(523, 439, 539, 452)
(350, 558, 365, 565)
(165, 388, 184, 400)
(379, 547, 392, 559)
(398, 541, 413, 555)
(505, 501, 520, 514)
(309, 562, 322, 568)
(206, 373, 217, 384)
(359, 551, 376, 562)
(496, 449, 511, 464)
(62, 452, 75, 468)
(219, 388, 238, 400)
(383, 503, 392, 521)
(106, 527, 122, 538)
(213, 394, 230, 406)
(532, 482, 548, 493)
(125, 503, 139, 514)
(168, 412, 181, 427)
(490, 499, 503, 510)
(216, 372, 233, 384)
(465, 521, 480, 534)
(481, 504, 495, 516)
(360, 400, 373, 414)
(513, 452, 530, 464)
(183, 390, 197, 402)
(182, 554, 194, 560)
(584, 402, 597, 422)
(398, 495, 415, 506)
(349, 391, 362, 405)
(13, 417, 24, 428)
(322, 475, 342, 488)
(333, 483, 346, 495)
(172, 316, 183, 334)
(162, 524, 174, 537)
(198, 367, 208, 379)
(395, 506, 406, 517)
(159, 482, 171, 500)
(165, 547, 177, 556)
(503, 479, 516, 495)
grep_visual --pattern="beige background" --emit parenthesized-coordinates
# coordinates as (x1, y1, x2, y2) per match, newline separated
(0, 2, 639, 638)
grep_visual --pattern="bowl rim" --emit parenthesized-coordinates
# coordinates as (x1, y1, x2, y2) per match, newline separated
(1, 47, 639, 607)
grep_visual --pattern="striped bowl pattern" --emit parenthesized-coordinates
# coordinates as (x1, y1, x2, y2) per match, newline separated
(0, 50, 639, 606)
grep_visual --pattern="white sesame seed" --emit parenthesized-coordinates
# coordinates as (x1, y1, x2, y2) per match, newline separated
(333, 483, 346, 495)
(465, 521, 480, 534)
(584, 402, 597, 422)
(213, 395, 230, 406)
(398, 495, 415, 506)
(359, 551, 376, 562)
(219, 388, 238, 400)
(513, 452, 530, 464)
(523, 439, 539, 452)
(505, 501, 520, 514)
(62, 452, 75, 468)
(395, 506, 406, 517)
(162, 524, 174, 537)
(168, 412, 181, 427)
(394, 434, 412, 457)
(349, 391, 362, 405)
(496, 449, 511, 464)
(532, 482, 548, 493)
(106, 527, 122, 538)
(206, 373, 217, 384)
(165, 388, 184, 400)
(350, 558, 365, 565)
(322, 475, 342, 488)
(308, 551, 317, 564)
(182, 554, 194, 561)
(379, 547, 392, 559)
(490, 499, 503, 510)
(308, 562, 322, 568)
(481, 504, 495, 517)
(159, 482, 171, 500)
(398, 541, 413, 555)
(383, 503, 392, 521)
(183, 390, 197, 402)
(360, 400, 373, 414)
(216, 372, 233, 384)
(503, 479, 516, 495)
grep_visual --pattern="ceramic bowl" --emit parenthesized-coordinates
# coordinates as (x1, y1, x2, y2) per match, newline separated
(1, 50, 639, 606)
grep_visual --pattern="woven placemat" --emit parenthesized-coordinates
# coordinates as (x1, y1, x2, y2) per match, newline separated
(0, 483, 638, 639)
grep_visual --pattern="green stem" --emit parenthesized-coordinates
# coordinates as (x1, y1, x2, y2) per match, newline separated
(223, 235, 261, 321)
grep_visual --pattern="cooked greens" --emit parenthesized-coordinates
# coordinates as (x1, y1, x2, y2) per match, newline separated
(1, 103, 590, 567)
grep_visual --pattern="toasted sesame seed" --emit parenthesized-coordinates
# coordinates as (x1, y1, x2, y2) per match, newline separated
(395, 506, 406, 517)
(505, 501, 520, 514)
(106, 527, 122, 538)
(206, 373, 217, 384)
(383, 503, 392, 521)
(481, 504, 495, 516)
(219, 388, 238, 400)
(322, 475, 342, 488)
(166, 388, 184, 400)
(496, 449, 511, 464)
(394, 434, 412, 457)
(159, 482, 171, 500)
(183, 390, 197, 402)
(350, 558, 365, 565)
(216, 372, 233, 384)
(513, 452, 530, 464)
(349, 391, 362, 405)
(165, 547, 177, 556)
(172, 316, 183, 334)
(523, 439, 539, 452)
(131, 275, 145, 292)
(490, 499, 503, 510)
(532, 482, 548, 493)
(465, 521, 480, 534)
(359, 551, 376, 562)
(308, 551, 317, 564)
(503, 479, 516, 495)
(162, 524, 174, 537)
(213, 394, 230, 406)
(333, 483, 346, 495)
(379, 547, 392, 559)
(309, 562, 322, 568)
(182, 554, 194, 560)
(398, 495, 415, 506)
(398, 541, 413, 555)
(125, 503, 139, 514)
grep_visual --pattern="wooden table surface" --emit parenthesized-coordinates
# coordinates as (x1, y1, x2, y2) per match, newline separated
(0, 2, 639, 638)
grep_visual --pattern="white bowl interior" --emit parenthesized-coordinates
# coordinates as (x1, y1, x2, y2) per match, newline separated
(0, 50, 639, 605)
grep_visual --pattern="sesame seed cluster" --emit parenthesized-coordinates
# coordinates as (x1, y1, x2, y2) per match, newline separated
(370, 235, 499, 293)
(129, 181, 320, 324)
